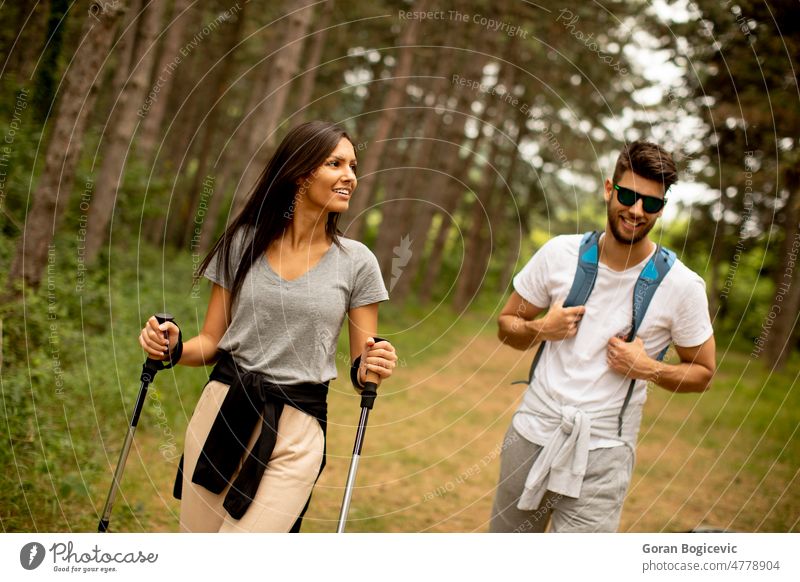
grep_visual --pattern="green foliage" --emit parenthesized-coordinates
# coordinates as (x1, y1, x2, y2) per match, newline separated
(0, 234, 206, 531)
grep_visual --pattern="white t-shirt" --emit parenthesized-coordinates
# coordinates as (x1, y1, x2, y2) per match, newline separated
(512, 234, 713, 449)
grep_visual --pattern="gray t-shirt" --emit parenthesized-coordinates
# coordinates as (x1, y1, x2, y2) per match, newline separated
(204, 228, 388, 385)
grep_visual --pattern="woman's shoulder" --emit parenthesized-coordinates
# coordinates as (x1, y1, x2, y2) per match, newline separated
(337, 236, 376, 259)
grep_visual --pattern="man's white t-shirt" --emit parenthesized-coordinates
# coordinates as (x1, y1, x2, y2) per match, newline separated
(512, 234, 714, 449)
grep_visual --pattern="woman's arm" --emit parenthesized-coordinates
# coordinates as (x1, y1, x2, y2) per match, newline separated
(347, 303, 397, 384)
(139, 284, 232, 367)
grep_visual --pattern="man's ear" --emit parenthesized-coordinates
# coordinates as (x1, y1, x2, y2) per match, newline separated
(603, 178, 613, 203)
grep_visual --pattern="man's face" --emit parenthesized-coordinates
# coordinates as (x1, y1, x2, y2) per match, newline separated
(603, 170, 665, 244)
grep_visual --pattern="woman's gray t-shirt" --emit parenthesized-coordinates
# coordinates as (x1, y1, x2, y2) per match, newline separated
(204, 228, 388, 385)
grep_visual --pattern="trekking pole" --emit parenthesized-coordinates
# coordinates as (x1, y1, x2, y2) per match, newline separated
(98, 312, 174, 532)
(336, 370, 381, 533)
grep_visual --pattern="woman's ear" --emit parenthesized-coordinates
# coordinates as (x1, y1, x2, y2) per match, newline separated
(296, 169, 317, 191)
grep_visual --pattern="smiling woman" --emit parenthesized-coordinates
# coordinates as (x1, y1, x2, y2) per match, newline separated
(136, 121, 398, 532)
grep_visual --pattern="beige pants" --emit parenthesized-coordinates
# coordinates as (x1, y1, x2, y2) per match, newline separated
(179, 380, 325, 532)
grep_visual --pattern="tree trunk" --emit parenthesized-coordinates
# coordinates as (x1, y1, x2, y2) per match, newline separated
(417, 185, 463, 304)
(342, 0, 431, 240)
(233, 2, 314, 214)
(417, 140, 479, 305)
(142, 4, 208, 246)
(84, 0, 167, 264)
(496, 114, 532, 294)
(453, 105, 506, 311)
(194, 26, 284, 249)
(414, 49, 487, 303)
(30, 0, 70, 124)
(418, 109, 491, 304)
(7, 1, 125, 290)
(294, 0, 333, 121)
(706, 228, 726, 320)
(180, 1, 246, 247)
(764, 169, 800, 368)
(498, 178, 538, 294)
(137, 0, 193, 165)
(4, 2, 49, 83)
(372, 139, 418, 276)
(374, 58, 450, 274)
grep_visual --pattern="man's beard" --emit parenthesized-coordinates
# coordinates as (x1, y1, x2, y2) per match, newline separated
(607, 205, 655, 244)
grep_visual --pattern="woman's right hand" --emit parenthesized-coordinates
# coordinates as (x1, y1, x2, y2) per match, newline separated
(139, 316, 181, 360)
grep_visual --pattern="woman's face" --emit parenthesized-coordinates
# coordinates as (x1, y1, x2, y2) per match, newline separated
(301, 138, 357, 215)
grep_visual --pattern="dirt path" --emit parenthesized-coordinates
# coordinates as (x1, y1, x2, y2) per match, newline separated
(127, 330, 793, 532)
(304, 332, 790, 532)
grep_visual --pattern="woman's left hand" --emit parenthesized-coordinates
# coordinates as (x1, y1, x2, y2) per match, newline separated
(359, 338, 398, 384)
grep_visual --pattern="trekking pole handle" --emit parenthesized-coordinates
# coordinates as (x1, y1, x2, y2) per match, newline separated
(152, 312, 174, 358)
(153, 312, 174, 337)
(141, 313, 175, 382)
(360, 370, 380, 410)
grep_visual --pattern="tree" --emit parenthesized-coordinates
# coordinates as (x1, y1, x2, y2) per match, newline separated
(84, 0, 167, 264)
(671, 0, 800, 367)
(232, 1, 314, 214)
(30, 0, 70, 124)
(342, 0, 431, 240)
(179, 1, 246, 247)
(7, 1, 126, 289)
(137, 0, 194, 165)
(294, 0, 334, 121)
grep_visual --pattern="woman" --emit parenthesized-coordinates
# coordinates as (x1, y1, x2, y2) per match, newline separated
(138, 121, 397, 532)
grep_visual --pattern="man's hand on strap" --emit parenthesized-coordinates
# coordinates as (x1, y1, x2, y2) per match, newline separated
(606, 336, 660, 381)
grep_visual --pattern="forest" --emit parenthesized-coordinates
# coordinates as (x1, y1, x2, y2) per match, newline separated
(0, 0, 797, 533)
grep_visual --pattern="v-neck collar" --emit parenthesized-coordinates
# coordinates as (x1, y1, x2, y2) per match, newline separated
(263, 242, 336, 285)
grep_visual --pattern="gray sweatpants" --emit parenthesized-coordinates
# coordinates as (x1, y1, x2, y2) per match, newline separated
(490, 424, 634, 532)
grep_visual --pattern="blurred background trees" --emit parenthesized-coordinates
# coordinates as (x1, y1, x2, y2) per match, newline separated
(1, 0, 798, 534)
(0, 0, 800, 365)
(1, 0, 797, 364)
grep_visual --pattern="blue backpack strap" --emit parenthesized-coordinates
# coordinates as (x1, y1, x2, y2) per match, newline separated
(564, 231, 601, 308)
(513, 232, 600, 385)
(617, 245, 676, 435)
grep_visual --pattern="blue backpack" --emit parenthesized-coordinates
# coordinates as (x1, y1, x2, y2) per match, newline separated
(514, 231, 676, 436)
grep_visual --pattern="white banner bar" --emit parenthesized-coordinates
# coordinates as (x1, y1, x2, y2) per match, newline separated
(2, 533, 797, 581)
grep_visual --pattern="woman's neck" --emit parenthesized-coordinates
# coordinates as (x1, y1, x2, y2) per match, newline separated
(282, 208, 331, 249)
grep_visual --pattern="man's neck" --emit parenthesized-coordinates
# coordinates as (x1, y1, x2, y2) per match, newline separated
(599, 229, 655, 272)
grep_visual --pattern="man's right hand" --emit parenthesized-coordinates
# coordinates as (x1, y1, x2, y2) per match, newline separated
(527, 300, 586, 341)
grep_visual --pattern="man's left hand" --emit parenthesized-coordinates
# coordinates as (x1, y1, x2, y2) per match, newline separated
(606, 336, 657, 380)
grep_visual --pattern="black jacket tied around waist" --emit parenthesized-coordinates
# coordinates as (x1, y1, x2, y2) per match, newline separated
(173, 351, 328, 521)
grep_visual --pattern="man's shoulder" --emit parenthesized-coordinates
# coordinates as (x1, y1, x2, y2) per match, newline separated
(660, 253, 708, 301)
(537, 233, 583, 256)
(665, 254, 705, 285)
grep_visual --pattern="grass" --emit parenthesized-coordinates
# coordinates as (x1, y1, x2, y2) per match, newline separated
(1, 239, 797, 532)
(629, 349, 799, 532)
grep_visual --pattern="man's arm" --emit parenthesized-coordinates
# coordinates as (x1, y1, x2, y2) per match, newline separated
(498, 291, 586, 351)
(606, 335, 716, 393)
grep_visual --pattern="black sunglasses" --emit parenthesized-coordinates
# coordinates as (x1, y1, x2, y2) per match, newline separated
(613, 184, 667, 214)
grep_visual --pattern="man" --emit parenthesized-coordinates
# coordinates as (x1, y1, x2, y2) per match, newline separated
(491, 141, 715, 533)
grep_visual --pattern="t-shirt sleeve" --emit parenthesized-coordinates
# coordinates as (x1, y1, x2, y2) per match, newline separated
(204, 227, 251, 289)
(670, 273, 714, 347)
(512, 239, 555, 308)
(349, 245, 389, 309)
